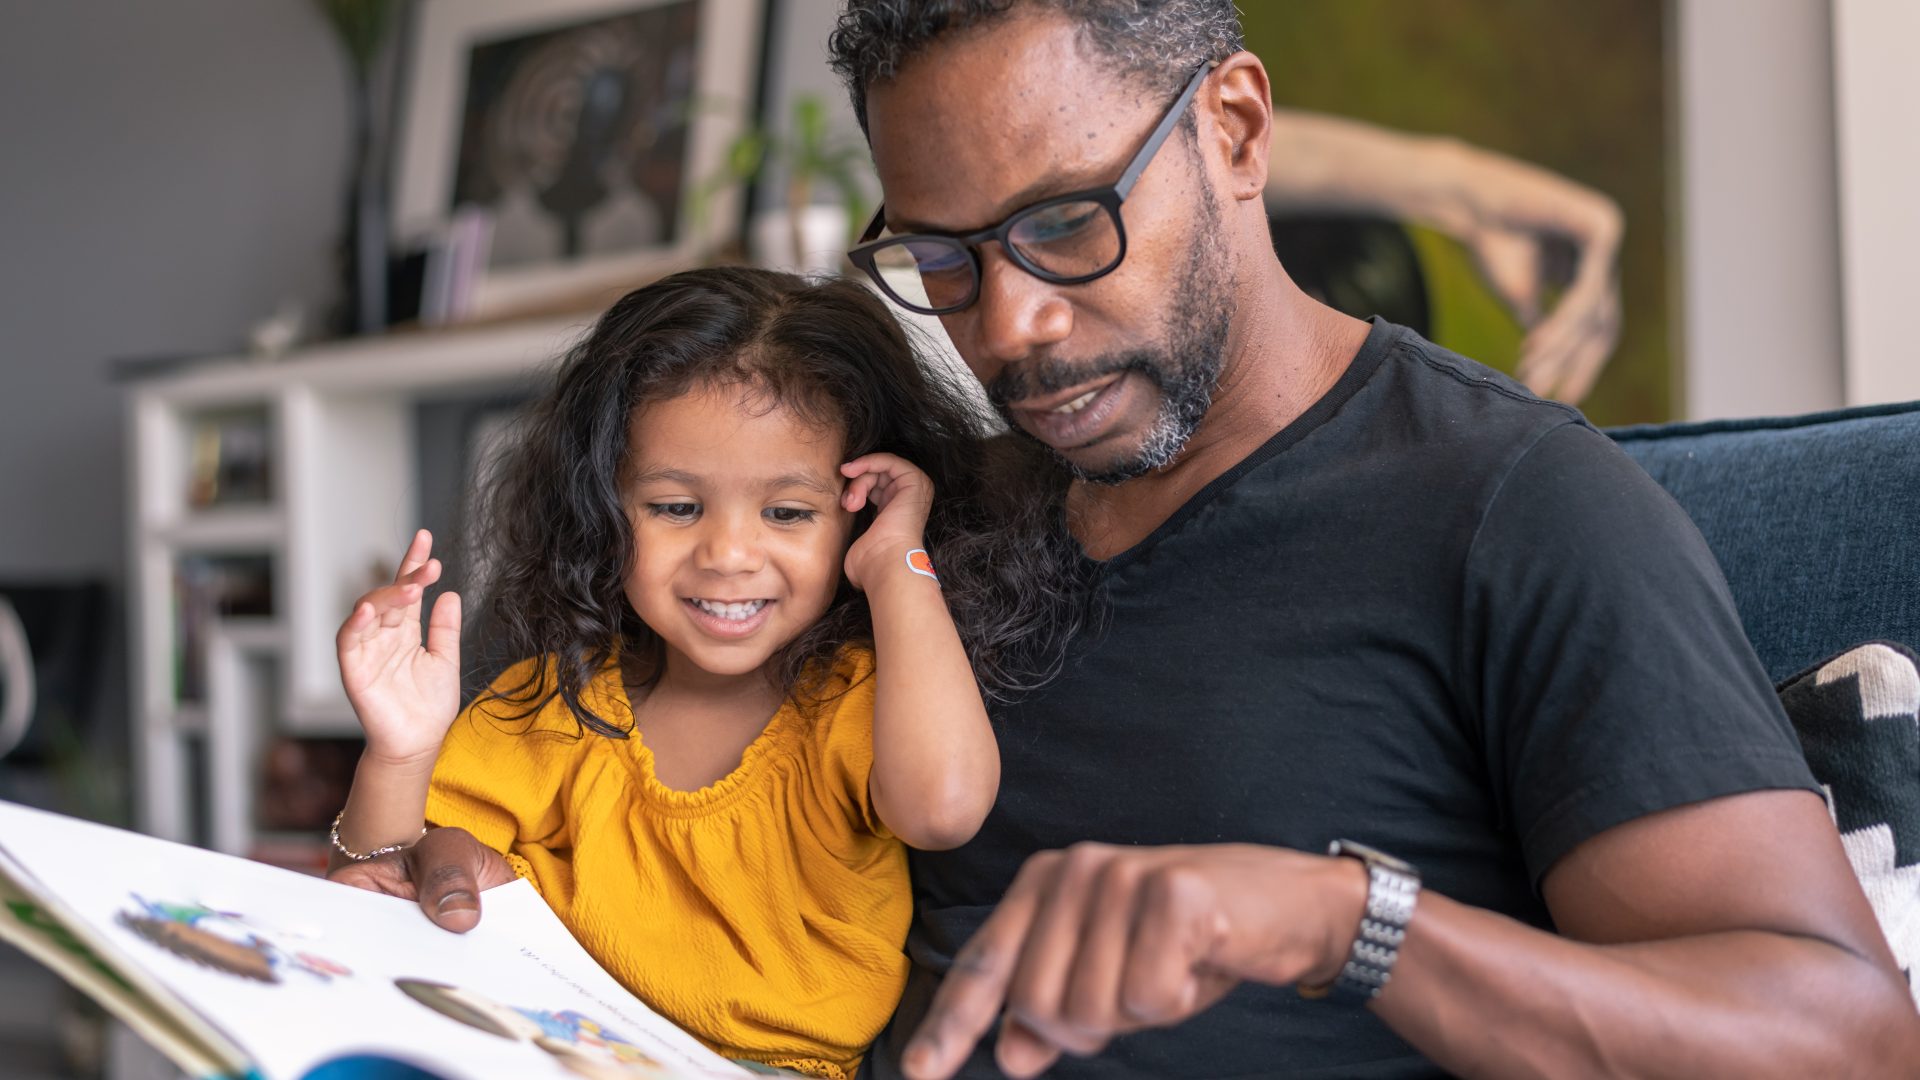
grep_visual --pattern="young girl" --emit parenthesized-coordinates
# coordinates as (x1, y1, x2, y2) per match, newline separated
(327, 268, 1084, 1079)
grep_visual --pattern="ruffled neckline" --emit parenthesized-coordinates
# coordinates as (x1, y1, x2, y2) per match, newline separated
(585, 663, 803, 819)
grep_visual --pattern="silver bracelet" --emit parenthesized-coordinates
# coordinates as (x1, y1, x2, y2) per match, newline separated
(329, 810, 426, 862)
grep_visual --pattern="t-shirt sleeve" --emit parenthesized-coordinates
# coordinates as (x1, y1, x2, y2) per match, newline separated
(1463, 421, 1819, 886)
(803, 647, 895, 845)
(425, 659, 578, 864)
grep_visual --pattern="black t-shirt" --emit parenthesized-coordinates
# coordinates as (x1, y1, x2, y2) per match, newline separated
(868, 319, 1819, 1078)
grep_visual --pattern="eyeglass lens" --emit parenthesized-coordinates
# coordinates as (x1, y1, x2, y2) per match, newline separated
(868, 237, 975, 312)
(867, 198, 1123, 313)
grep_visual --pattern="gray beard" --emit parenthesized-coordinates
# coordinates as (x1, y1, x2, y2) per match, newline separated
(987, 199, 1234, 486)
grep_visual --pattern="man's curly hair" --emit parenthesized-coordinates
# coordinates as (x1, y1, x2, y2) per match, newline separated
(828, 0, 1244, 135)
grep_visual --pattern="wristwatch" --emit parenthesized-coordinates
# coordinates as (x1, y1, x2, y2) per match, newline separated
(1297, 839, 1421, 1005)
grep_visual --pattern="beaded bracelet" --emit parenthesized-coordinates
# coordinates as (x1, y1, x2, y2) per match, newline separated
(329, 809, 427, 862)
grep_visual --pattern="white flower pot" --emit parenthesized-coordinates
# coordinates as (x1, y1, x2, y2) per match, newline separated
(750, 204, 851, 276)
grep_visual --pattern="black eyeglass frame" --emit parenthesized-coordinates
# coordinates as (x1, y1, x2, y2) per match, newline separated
(848, 60, 1219, 316)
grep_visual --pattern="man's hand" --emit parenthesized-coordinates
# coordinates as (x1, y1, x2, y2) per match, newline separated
(326, 826, 517, 933)
(903, 842, 1368, 1080)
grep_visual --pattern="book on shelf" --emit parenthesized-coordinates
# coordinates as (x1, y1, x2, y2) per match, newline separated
(172, 554, 274, 704)
(186, 410, 273, 509)
(0, 800, 780, 1080)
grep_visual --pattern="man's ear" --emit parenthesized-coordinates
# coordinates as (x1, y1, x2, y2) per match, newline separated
(1207, 51, 1274, 203)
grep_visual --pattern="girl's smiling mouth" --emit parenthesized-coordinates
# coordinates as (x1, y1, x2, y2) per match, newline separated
(682, 597, 775, 637)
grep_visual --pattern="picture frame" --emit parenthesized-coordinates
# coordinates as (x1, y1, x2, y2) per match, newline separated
(392, 0, 764, 321)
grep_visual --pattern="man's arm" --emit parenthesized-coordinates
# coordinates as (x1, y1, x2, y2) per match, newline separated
(898, 788, 1920, 1079)
(1377, 789, 1914, 1077)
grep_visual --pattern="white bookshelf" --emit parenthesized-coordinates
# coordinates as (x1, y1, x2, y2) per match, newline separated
(123, 316, 594, 857)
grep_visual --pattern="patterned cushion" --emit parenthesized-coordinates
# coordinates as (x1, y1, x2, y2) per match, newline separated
(1778, 641, 1920, 1007)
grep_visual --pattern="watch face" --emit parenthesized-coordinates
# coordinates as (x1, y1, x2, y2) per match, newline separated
(1327, 839, 1418, 877)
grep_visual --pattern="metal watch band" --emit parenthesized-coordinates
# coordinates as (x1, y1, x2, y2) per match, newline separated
(1314, 839, 1421, 1005)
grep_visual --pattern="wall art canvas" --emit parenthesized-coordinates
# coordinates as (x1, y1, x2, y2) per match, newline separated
(1245, 0, 1676, 423)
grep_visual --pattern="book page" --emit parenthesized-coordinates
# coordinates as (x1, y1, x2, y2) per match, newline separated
(0, 801, 753, 1080)
(0, 871, 240, 1078)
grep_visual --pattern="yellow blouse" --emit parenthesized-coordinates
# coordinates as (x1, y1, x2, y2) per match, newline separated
(426, 647, 908, 1079)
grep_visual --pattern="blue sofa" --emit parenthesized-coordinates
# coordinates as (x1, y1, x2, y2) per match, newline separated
(1610, 401, 1920, 684)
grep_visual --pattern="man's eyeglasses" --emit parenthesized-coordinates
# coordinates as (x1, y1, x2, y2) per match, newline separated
(848, 61, 1218, 316)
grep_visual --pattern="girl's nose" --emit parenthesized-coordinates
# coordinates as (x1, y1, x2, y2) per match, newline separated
(696, 513, 766, 574)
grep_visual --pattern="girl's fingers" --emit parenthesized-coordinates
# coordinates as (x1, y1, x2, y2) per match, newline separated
(842, 453, 895, 478)
(394, 529, 434, 583)
(844, 473, 882, 512)
(342, 593, 409, 651)
(355, 583, 424, 630)
(398, 557, 442, 590)
(843, 454, 931, 517)
(842, 452, 916, 483)
(338, 601, 376, 648)
(345, 582, 421, 629)
(426, 591, 462, 664)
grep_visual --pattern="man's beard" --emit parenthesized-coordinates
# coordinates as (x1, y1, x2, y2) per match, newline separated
(985, 196, 1234, 486)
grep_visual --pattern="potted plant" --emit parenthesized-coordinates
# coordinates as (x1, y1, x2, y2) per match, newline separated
(696, 94, 873, 275)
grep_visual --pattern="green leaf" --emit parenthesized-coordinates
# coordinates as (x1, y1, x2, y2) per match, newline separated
(311, 0, 403, 73)
(726, 132, 769, 181)
(818, 161, 871, 241)
(794, 95, 829, 153)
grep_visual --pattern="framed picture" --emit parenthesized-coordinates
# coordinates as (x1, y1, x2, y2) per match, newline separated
(392, 0, 763, 320)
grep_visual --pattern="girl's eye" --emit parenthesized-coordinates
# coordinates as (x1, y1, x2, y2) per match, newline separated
(649, 502, 700, 521)
(765, 506, 816, 525)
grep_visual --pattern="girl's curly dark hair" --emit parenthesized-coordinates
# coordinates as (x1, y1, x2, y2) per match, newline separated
(466, 266, 1091, 737)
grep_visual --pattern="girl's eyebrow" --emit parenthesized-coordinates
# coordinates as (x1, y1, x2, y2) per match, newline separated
(629, 467, 840, 497)
(767, 471, 841, 497)
(628, 468, 702, 488)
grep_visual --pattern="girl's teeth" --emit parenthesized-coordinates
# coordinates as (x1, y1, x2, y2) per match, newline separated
(1052, 389, 1100, 415)
(693, 599, 767, 622)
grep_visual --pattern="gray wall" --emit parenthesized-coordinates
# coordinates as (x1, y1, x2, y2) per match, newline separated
(1678, 0, 1846, 420)
(0, 2, 348, 789)
(0, 2, 346, 577)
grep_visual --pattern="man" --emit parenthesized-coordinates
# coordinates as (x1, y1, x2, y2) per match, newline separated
(823, 1, 1919, 1077)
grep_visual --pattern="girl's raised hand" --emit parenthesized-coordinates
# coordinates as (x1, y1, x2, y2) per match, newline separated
(841, 453, 935, 592)
(336, 529, 462, 770)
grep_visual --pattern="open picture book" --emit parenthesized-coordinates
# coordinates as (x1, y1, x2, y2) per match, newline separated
(0, 799, 774, 1080)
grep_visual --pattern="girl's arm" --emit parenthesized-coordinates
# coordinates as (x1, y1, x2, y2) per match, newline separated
(328, 529, 464, 873)
(842, 454, 1000, 851)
